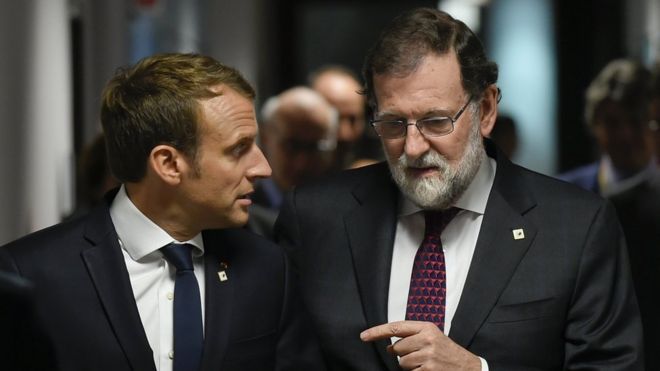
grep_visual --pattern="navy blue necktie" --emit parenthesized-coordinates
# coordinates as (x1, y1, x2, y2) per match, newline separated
(161, 243, 203, 371)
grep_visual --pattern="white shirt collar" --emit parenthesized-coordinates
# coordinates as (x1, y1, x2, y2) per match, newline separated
(399, 154, 496, 216)
(109, 185, 204, 261)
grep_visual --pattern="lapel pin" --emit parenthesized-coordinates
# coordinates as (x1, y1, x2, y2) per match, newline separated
(512, 228, 525, 240)
(218, 262, 229, 282)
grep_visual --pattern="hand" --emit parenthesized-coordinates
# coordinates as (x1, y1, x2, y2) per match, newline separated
(360, 320, 481, 370)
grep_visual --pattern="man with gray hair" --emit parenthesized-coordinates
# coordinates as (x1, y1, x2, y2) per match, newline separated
(276, 8, 643, 370)
(249, 87, 338, 237)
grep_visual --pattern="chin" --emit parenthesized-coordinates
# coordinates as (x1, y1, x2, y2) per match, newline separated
(229, 212, 250, 228)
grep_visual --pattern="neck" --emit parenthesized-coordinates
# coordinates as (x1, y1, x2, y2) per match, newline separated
(125, 183, 200, 242)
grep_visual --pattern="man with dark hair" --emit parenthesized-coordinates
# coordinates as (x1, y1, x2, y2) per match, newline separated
(1, 53, 318, 371)
(276, 8, 643, 370)
(559, 59, 656, 196)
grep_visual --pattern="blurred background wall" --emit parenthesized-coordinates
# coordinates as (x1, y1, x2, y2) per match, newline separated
(0, 0, 658, 244)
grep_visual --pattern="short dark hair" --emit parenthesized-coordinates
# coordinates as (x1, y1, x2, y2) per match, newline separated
(361, 8, 498, 110)
(101, 53, 255, 182)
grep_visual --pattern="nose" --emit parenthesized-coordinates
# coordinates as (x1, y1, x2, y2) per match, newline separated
(403, 124, 430, 159)
(247, 145, 272, 180)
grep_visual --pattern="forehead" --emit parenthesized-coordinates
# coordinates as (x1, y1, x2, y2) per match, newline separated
(197, 85, 257, 137)
(273, 107, 332, 139)
(373, 52, 465, 113)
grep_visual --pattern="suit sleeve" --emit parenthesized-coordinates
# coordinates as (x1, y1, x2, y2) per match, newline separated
(563, 201, 644, 370)
(274, 191, 327, 371)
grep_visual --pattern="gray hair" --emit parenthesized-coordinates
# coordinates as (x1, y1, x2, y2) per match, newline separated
(584, 59, 651, 126)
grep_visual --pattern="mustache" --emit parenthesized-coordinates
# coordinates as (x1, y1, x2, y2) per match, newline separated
(398, 151, 448, 169)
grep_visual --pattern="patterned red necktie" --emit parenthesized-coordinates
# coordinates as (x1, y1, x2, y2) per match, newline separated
(405, 207, 460, 332)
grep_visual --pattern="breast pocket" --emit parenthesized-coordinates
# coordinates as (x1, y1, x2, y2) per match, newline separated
(486, 297, 556, 323)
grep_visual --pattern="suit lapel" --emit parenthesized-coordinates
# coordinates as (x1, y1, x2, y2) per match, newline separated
(449, 146, 538, 348)
(345, 164, 400, 371)
(200, 230, 234, 370)
(81, 205, 155, 371)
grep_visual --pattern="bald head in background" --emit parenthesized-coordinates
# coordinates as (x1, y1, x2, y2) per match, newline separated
(310, 66, 367, 168)
(261, 86, 338, 192)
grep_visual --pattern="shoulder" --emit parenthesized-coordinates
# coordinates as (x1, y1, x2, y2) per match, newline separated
(556, 162, 599, 189)
(292, 162, 392, 200)
(499, 157, 603, 203)
(1, 204, 114, 270)
(497, 160, 609, 225)
(204, 227, 286, 263)
(1, 215, 89, 258)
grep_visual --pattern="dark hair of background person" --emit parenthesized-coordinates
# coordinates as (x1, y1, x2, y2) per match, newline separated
(76, 133, 118, 207)
(490, 114, 518, 159)
(101, 53, 255, 183)
(361, 7, 498, 110)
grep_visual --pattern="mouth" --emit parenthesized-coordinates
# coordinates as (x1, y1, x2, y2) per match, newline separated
(237, 191, 253, 206)
(406, 166, 439, 178)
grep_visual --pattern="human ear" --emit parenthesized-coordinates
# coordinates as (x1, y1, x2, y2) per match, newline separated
(478, 85, 499, 137)
(148, 145, 187, 185)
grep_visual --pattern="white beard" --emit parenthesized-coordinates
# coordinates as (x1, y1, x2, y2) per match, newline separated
(387, 113, 485, 210)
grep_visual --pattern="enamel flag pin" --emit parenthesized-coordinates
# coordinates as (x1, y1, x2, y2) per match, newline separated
(512, 228, 525, 240)
(218, 262, 229, 282)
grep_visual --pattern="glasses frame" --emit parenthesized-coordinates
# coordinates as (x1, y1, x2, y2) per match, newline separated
(370, 96, 473, 139)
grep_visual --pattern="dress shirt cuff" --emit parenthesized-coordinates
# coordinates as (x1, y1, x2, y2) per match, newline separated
(480, 357, 489, 371)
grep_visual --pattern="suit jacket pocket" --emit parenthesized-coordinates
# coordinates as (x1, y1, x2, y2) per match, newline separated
(224, 330, 278, 361)
(486, 297, 556, 323)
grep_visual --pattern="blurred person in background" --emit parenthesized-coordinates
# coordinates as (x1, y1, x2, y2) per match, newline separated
(310, 65, 382, 169)
(66, 133, 120, 220)
(0, 53, 319, 371)
(250, 86, 338, 238)
(559, 59, 656, 196)
(650, 61, 660, 162)
(488, 114, 518, 160)
(608, 169, 660, 370)
(605, 60, 660, 370)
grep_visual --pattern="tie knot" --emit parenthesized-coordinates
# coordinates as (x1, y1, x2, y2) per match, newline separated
(161, 243, 194, 272)
(424, 207, 460, 236)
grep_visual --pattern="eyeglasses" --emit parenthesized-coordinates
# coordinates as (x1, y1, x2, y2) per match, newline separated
(370, 97, 472, 139)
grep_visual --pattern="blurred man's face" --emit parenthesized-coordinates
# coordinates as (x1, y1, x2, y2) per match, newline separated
(313, 72, 366, 145)
(263, 110, 335, 191)
(593, 100, 654, 173)
(178, 86, 271, 229)
(373, 52, 494, 210)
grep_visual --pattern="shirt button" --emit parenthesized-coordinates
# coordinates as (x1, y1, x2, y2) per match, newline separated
(168, 350, 174, 359)
(166, 292, 174, 300)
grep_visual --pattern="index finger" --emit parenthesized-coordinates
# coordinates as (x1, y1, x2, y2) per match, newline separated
(360, 321, 426, 342)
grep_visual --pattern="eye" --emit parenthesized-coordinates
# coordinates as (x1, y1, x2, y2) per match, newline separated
(230, 140, 251, 157)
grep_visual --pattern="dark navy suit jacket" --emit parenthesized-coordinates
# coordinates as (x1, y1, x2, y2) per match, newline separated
(276, 142, 644, 370)
(0, 195, 320, 371)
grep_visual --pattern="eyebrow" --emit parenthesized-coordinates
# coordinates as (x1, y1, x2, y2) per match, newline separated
(375, 108, 454, 120)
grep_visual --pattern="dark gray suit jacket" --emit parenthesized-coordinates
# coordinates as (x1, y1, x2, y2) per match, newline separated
(275, 143, 644, 370)
(0, 195, 320, 371)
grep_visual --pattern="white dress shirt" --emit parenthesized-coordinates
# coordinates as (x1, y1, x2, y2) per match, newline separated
(110, 186, 206, 371)
(387, 156, 496, 370)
